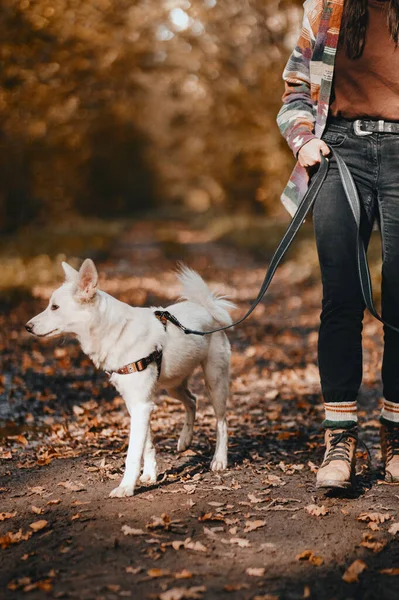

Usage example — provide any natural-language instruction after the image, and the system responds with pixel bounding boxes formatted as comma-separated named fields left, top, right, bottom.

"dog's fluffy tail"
left=177, top=265, right=235, bottom=327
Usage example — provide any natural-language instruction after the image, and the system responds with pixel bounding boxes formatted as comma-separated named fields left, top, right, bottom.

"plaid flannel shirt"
left=277, top=0, right=344, bottom=215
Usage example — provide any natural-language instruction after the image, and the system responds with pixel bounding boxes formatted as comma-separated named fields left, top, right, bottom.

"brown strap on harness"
left=105, top=348, right=163, bottom=379
left=118, top=349, right=163, bottom=376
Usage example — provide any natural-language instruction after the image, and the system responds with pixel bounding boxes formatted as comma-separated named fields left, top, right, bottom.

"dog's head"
left=26, top=259, right=99, bottom=338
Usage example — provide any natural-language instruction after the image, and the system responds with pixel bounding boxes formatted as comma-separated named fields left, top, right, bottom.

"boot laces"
left=323, top=428, right=358, bottom=466
left=385, top=427, right=399, bottom=461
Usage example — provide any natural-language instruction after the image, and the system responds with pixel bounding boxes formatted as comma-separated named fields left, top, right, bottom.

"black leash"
left=155, top=149, right=399, bottom=336
left=155, top=152, right=329, bottom=336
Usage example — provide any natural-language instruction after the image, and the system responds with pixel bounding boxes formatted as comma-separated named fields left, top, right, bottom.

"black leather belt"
left=354, top=119, right=399, bottom=136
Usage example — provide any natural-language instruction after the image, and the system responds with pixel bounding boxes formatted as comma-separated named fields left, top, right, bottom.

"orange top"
left=330, top=0, right=399, bottom=120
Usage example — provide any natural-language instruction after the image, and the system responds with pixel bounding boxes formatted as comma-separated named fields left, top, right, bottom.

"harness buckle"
left=155, top=311, right=168, bottom=330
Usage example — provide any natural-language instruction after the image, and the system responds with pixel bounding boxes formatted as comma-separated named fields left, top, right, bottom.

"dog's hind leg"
left=202, top=333, right=230, bottom=472
left=167, top=381, right=196, bottom=452
left=140, top=424, right=158, bottom=484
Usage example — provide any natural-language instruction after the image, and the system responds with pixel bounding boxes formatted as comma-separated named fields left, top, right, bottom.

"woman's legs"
left=312, top=124, right=376, bottom=488
left=378, top=134, right=399, bottom=426
left=313, top=126, right=375, bottom=428
left=313, top=125, right=399, bottom=484
left=376, top=135, right=399, bottom=481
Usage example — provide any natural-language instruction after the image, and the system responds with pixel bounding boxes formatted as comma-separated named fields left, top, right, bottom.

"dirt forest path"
left=1, top=218, right=398, bottom=600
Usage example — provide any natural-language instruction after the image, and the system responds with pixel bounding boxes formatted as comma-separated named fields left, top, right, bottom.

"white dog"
left=26, top=260, right=233, bottom=498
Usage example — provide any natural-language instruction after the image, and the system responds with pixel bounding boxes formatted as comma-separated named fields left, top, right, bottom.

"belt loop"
left=378, top=120, right=384, bottom=133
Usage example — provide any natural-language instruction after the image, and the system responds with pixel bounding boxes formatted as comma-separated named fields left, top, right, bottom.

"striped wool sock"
left=381, top=400, right=399, bottom=425
left=323, top=401, right=358, bottom=428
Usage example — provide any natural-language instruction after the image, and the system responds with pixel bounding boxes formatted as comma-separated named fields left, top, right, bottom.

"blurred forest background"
left=0, top=0, right=303, bottom=233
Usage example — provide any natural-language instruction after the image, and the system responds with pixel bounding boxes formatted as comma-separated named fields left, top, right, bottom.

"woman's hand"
left=298, top=138, right=330, bottom=168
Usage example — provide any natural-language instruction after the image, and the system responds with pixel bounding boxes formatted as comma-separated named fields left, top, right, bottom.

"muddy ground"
left=0, top=218, right=398, bottom=600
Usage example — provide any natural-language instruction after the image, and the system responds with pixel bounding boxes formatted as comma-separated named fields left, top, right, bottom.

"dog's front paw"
left=109, top=484, right=134, bottom=498
left=139, top=472, right=157, bottom=484
left=211, top=457, right=227, bottom=472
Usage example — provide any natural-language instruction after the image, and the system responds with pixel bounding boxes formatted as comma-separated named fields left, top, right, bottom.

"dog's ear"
left=75, top=259, right=98, bottom=302
left=62, top=261, right=78, bottom=283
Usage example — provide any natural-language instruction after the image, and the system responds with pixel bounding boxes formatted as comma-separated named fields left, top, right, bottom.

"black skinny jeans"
left=313, top=118, right=399, bottom=409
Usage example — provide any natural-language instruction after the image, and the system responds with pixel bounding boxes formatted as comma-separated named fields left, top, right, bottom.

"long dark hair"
left=341, top=0, right=399, bottom=58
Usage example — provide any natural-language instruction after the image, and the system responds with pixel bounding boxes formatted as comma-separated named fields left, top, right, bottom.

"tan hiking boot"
left=316, top=427, right=358, bottom=489
left=381, top=424, right=399, bottom=483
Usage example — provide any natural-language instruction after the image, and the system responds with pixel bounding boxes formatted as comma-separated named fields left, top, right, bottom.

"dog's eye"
left=51, top=304, right=59, bottom=311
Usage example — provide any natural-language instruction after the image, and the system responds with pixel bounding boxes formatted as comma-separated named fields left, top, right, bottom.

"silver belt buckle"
left=353, top=119, right=373, bottom=136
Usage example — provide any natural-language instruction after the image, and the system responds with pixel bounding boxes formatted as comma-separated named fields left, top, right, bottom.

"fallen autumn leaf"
left=29, top=520, right=48, bottom=532
left=342, top=560, right=367, bottom=583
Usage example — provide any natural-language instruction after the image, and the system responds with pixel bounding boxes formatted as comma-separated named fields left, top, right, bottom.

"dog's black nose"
left=25, top=322, right=33, bottom=333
